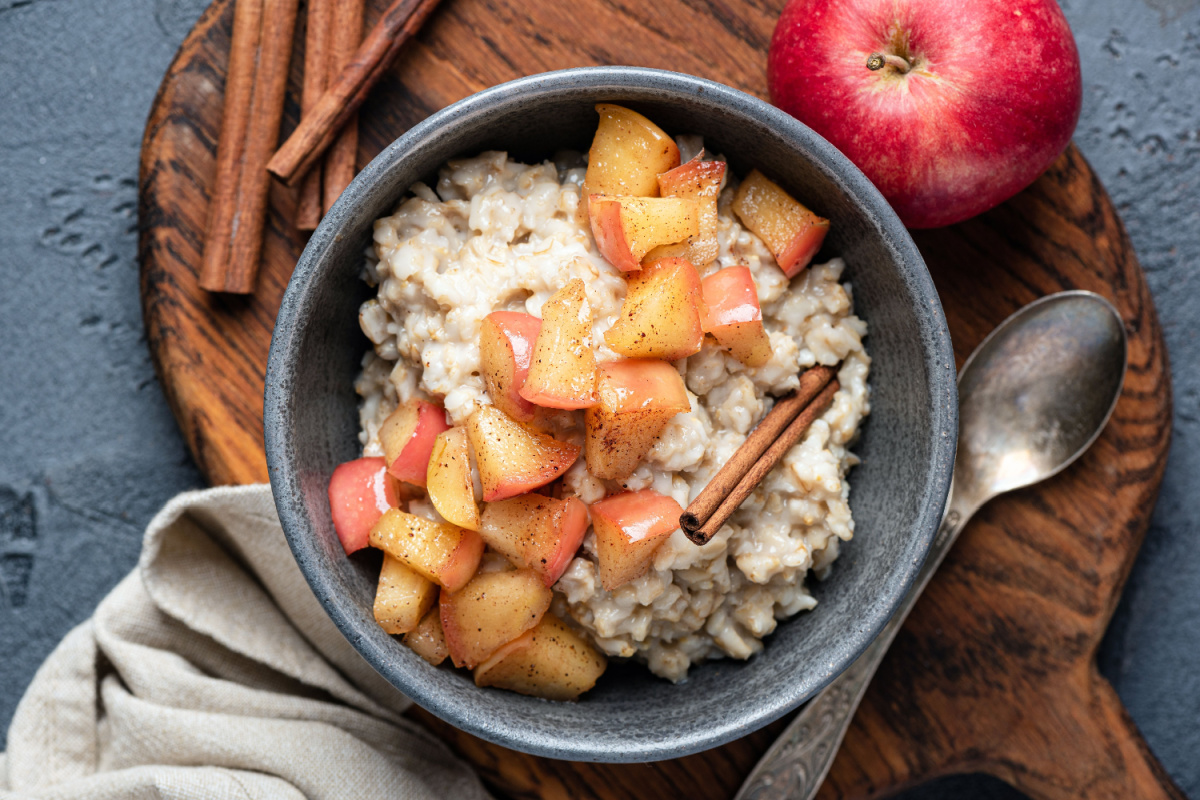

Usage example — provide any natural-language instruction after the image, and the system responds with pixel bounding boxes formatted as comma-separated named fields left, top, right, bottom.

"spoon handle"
left=735, top=493, right=975, bottom=800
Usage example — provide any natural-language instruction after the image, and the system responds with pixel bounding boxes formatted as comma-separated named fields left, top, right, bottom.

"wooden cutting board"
left=137, top=0, right=1181, bottom=796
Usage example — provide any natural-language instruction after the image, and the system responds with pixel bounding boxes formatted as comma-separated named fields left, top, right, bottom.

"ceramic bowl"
left=264, top=66, right=956, bottom=762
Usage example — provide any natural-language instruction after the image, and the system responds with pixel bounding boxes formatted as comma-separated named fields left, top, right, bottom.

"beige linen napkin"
left=0, top=485, right=492, bottom=800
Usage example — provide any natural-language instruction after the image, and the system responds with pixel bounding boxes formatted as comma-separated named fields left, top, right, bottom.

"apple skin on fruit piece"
left=480, top=494, right=589, bottom=586
left=604, top=258, right=704, bottom=361
left=519, top=279, right=598, bottom=410
left=767, top=0, right=1081, bottom=228
left=480, top=311, right=542, bottom=422
left=732, top=170, right=828, bottom=278
left=403, top=607, right=449, bottom=665
left=700, top=266, right=773, bottom=368
left=465, top=405, right=581, bottom=502
left=645, top=155, right=726, bottom=266
left=373, top=554, right=438, bottom=635
left=591, top=489, right=684, bottom=590
left=368, top=508, right=484, bottom=593
left=439, top=568, right=553, bottom=669
left=585, top=360, right=690, bottom=481
left=327, top=456, right=402, bottom=554
left=379, top=399, right=452, bottom=487
left=583, top=103, right=680, bottom=200
left=426, top=427, right=481, bottom=531
left=474, top=613, right=607, bottom=701
left=588, top=195, right=700, bottom=273
left=530, top=496, right=588, bottom=586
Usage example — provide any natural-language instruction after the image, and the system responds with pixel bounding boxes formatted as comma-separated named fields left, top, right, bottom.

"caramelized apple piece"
left=328, top=456, right=402, bottom=554
left=474, top=613, right=607, bottom=701
left=604, top=258, right=704, bottom=361
left=466, top=405, right=581, bottom=502
left=480, top=311, right=542, bottom=422
left=426, top=427, right=480, bottom=531
left=480, top=494, right=589, bottom=586
left=440, top=568, right=553, bottom=668
left=583, top=104, right=680, bottom=199
left=519, top=279, right=598, bottom=409
left=379, top=400, right=452, bottom=486
left=403, top=607, right=449, bottom=665
left=591, top=489, right=683, bottom=590
left=646, top=154, right=726, bottom=266
left=732, top=169, right=829, bottom=277
left=374, top=555, right=437, bottom=635
left=369, top=508, right=484, bottom=593
left=584, top=360, right=690, bottom=480
left=700, top=266, right=772, bottom=368
left=589, top=195, right=699, bottom=272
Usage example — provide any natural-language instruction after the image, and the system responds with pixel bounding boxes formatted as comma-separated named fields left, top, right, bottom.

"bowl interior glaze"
left=265, top=67, right=956, bottom=762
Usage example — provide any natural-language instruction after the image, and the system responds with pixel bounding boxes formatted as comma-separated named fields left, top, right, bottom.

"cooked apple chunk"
left=426, top=427, right=480, bottom=531
left=474, top=613, right=607, bottom=701
left=480, top=494, right=589, bottom=586
left=585, top=360, right=690, bottom=480
left=732, top=169, right=829, bottom=278
left=519, top=279, right=598, bottom=409
left=589, top=195, right=699, bottom=272
left=440, top=568, right=553, bottom=668
left=604, top=258, right=704, bottom=361
left=480, top=311, right=542, bottom=422
left=374, top=554, right=437, bottom=635
left=700, top=266, right=773, bottom=368
left=327, top=456, right=402, bottom=555
left=591, top=489, right=683, bottom=590
left=583, top=103, right=680, bottom=199
left=379, top=399, right=452, bottom=487
left=466, top=405, right=581, bottom=502
left=403, top=607, right=449, bottom=666
left=646, top=154, right=726, bottom=266
left=368, top=508, right=484, bottom=593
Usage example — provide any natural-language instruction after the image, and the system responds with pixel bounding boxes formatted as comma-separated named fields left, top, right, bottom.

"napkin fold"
left=0, top=485, right=492, bottom=800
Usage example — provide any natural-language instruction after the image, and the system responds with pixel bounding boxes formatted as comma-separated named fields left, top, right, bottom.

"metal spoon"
left=736, top=290, right=1128, bottom=800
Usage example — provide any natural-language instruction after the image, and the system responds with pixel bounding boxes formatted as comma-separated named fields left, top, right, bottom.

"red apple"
left=585, top=359, right=690, bottom=480
left=465, top=405, right=581, bottom=502
left=591, top=489, right=683, bottom=590
left=480, top=311, right=542, bottom=422
left=767, top=0, right=1081, bottom=228
left=700, top=266, right=772, bottom=368
left=519, top=279, right=598, bottom=409
left=440, top=569, right=552, bottom=668
left=379, top=400, right=452, bottom=486
left=479, top=494, right=589, bottom=586
left=328, top=457, right=402, bottom=554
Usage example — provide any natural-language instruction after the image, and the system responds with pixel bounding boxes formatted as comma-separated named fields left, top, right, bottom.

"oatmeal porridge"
left=349, top=124, right=870, bottom=684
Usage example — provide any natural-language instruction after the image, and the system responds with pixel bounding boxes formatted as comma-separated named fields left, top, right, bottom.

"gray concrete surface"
left=0, top=0, right=1196, bottom=796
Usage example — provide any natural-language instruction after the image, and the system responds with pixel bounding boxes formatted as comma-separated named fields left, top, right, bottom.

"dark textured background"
left=0, top=0, right=1196, bottom=796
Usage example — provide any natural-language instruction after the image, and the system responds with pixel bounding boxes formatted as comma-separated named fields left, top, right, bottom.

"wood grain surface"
left=137, top=0, right=1178, bottom=796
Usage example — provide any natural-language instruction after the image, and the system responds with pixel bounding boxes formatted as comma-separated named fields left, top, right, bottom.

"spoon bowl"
left=954, top=291, right=1127, bottom=512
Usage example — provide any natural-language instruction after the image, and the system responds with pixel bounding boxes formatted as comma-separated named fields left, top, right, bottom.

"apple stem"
left=866, top=53, right=912, bottom=74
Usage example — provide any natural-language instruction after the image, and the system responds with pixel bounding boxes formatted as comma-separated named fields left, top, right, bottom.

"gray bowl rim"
left=265, top=65, right=958, bottom=762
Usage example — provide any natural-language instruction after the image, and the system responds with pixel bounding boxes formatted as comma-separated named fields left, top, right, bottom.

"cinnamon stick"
left=199, top=0, right=263, bottom=289
left=322, top=0, right=365, bottom=213
left=200, top=0, right=301, bottom=293
left=295, top=0, right=333, bottom=230
left=683, top=369, right=840, bottom=546
left=681, top=365, right=836, bottom=535
left=267, top=0, right=443, bottom=186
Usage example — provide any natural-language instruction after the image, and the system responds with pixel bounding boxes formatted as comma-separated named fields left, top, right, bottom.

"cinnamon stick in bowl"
left=682, top=365, right=839, bottom=545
